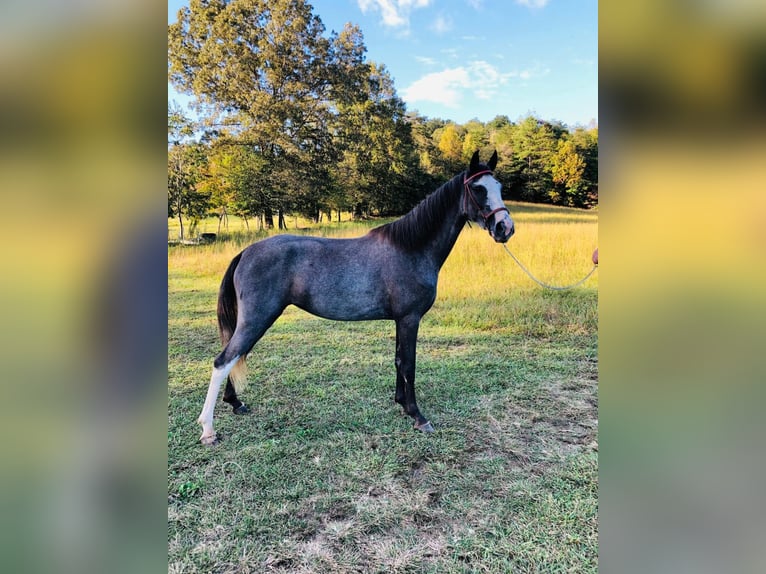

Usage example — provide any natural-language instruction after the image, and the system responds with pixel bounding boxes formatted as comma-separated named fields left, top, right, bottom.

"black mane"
left=369, top=172, right=465, bottom=250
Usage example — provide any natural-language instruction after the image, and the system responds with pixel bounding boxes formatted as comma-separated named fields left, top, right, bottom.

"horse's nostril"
left=495, top=221, right=504, bottom=236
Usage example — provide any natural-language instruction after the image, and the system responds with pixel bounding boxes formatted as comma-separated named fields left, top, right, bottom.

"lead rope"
left=501, top=244, right=598, bottom=291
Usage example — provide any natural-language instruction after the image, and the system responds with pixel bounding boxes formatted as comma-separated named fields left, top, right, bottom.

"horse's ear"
left=469, top=150, right=480, bottom=173
left=488, top=150, right=498, bottom=171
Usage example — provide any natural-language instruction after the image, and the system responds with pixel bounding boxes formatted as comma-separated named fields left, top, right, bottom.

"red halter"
left=462, top=170, right=510, bottom=224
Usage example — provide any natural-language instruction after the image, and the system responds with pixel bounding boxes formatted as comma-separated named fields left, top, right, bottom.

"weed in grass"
left=177, top=480, right=202, bottom=500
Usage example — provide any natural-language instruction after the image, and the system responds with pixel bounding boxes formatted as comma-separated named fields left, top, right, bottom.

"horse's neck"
left=427, top=188, right=466, bottom=269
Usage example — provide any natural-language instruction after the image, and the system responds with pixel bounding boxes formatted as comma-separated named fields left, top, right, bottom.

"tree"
left=199, top=146, right=236, bottom=231
left=570, top=126, right=599, bottom=206
left=234, top=147, right=275, bottom=228
left=169, top=1, right=423, bottom=222
left=168, top=102, right=195, bottom=145
left=550, top=139, right=586, bottom=206
left=509, top=116, right=559, bottom=202
left=332, top=56, right=421, bottom=218
left=327, top=23, right=370, bottom=107
left=488, top=119, right=517, bottom=196
left=169, top=0, right=335, bottom=225
left=362, top=64, right=421, bottom=215
left=168, top=143, right=211, bottom=240
left=437, top=124, right=463, bottom=173
left=486, top=114, right=511, bottom=131
left=461, top=119, right=489, bottom=163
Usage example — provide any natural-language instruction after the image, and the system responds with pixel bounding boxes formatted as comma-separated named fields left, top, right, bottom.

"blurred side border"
left=0, top=1, right=167, bottom=573
left=600, top=0, right=766, bottom=572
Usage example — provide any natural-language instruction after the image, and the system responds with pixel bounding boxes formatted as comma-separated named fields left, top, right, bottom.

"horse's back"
left=232, top=232, right=439, bottom=321
left=232, top=234, right=382, bottom=319
left=238, top=234, right=366, bottom=270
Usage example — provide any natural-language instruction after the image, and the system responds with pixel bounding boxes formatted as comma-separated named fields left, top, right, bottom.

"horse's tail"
left=217, top=251, right=248, bottom=392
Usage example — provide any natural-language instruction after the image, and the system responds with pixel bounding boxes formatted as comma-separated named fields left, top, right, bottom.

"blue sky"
left=168, top=0, right=597, bottom=127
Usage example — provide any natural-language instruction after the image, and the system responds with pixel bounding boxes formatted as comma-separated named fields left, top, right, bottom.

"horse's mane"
left=369, top=172, right=465, bottom=250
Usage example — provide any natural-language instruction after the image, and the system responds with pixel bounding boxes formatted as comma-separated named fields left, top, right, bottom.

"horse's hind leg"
left=198, top=311, right=283, bottom=445
left=198, top=353, right=242, bottom=445
left=223, top=377, right=250, bottom=414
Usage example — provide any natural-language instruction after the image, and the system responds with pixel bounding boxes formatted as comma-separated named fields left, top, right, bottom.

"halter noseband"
left=462, top=170, right=510, bottom=225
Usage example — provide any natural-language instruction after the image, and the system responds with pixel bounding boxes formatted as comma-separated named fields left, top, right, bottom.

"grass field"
left=168, top=201, right=598, bottom=573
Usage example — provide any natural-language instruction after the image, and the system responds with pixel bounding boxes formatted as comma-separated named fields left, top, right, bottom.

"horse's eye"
left=472, top=185, right=487, bottom=197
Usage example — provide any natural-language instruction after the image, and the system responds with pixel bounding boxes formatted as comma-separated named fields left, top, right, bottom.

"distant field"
left=168, top=201, right=598, bottom=573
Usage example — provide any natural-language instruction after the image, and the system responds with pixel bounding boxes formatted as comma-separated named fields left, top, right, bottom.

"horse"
left=198, top=150, right=515, bottom=445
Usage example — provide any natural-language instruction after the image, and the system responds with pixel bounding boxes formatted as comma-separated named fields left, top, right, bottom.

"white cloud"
left=430, top=14, right=453, bottom=34
left=401, top=68, right=471, bottom=107
left=440, top=47, right=460, bottom=59
left=401, top=61, right=516, bottom=107
left=415, top=56, right=438, bottom=66
left=515, top=0, right=550, bottom=8
left=516, top=65, right=549, bottom=82
left=357, top=0, right=432, bottom=28
left=469, top=60, right=517, bottom=99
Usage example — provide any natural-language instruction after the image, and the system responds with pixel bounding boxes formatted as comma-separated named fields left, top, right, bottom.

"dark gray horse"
left=198, top=151, right=514, bottom=444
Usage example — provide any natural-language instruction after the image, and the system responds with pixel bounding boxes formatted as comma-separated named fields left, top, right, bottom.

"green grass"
left=168, top=201, right=598, bottom=573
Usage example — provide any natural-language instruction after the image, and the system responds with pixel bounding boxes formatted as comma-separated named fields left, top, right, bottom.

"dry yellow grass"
left=168, top=201, right=598, bottom=296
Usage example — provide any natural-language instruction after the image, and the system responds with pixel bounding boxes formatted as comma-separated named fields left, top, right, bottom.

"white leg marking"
left=198, top=356, right=241, bottom=444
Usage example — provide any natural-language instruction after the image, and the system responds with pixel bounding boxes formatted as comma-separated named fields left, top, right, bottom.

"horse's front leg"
left=395, top=314, right=434, bottom=433
left=394, top=327, right=406, bottom=407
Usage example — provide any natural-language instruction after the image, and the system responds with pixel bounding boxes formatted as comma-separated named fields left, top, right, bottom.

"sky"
left=168, top=0, right=597, bottom=127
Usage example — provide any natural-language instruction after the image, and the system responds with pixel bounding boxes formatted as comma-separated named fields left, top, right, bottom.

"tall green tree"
left=569, top=126, right=599, bottom=206
left=437, top=123, right=463, bottom=173
left=488, top=118, right=517, bottom=197
left=486, top=114, right=511, bottom=131
left=550, top=139, right=586, bottom=206
left=333, top=58, right=420, bottom=218
left=461, top=119, right=489, bottom=163
left=408, top=116, right=449, bottom=180
left=169, top=1, right=422, bottom=222
left=168, top=102, right=195, bottom=146
left=222, top=145, right=272, bottom=228
left=168, top=143, right=211, bottom=240
left=509, top=116, right=559, bottom=202
left=169, top=0, right=334, bottom=226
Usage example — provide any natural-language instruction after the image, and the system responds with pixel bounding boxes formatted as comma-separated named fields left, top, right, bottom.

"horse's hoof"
left=414, top=420, right=435, bottom=433
left=200, top=433, right=219, bottom=446
left=233, top=404, right=250, bottom=415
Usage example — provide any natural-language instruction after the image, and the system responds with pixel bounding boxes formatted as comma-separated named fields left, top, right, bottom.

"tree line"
left=168, top=0, right=597, bottom=239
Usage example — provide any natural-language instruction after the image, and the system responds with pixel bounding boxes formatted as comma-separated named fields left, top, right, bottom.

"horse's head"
left=462, top=150, right=515, bottom=243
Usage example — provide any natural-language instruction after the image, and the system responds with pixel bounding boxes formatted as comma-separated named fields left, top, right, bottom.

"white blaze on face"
left=475, top=174, right=515, bottom=241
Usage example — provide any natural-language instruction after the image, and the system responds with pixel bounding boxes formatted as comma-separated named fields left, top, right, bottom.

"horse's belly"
left=290, top=276, right=392, bottom=321
left=299, top=304, right=389, bottom=322
left=294, top=295, right=390, bottom=322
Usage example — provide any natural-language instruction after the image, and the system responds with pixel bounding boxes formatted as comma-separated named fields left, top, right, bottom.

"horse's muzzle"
left=493, top=217, right=515, bottom=243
